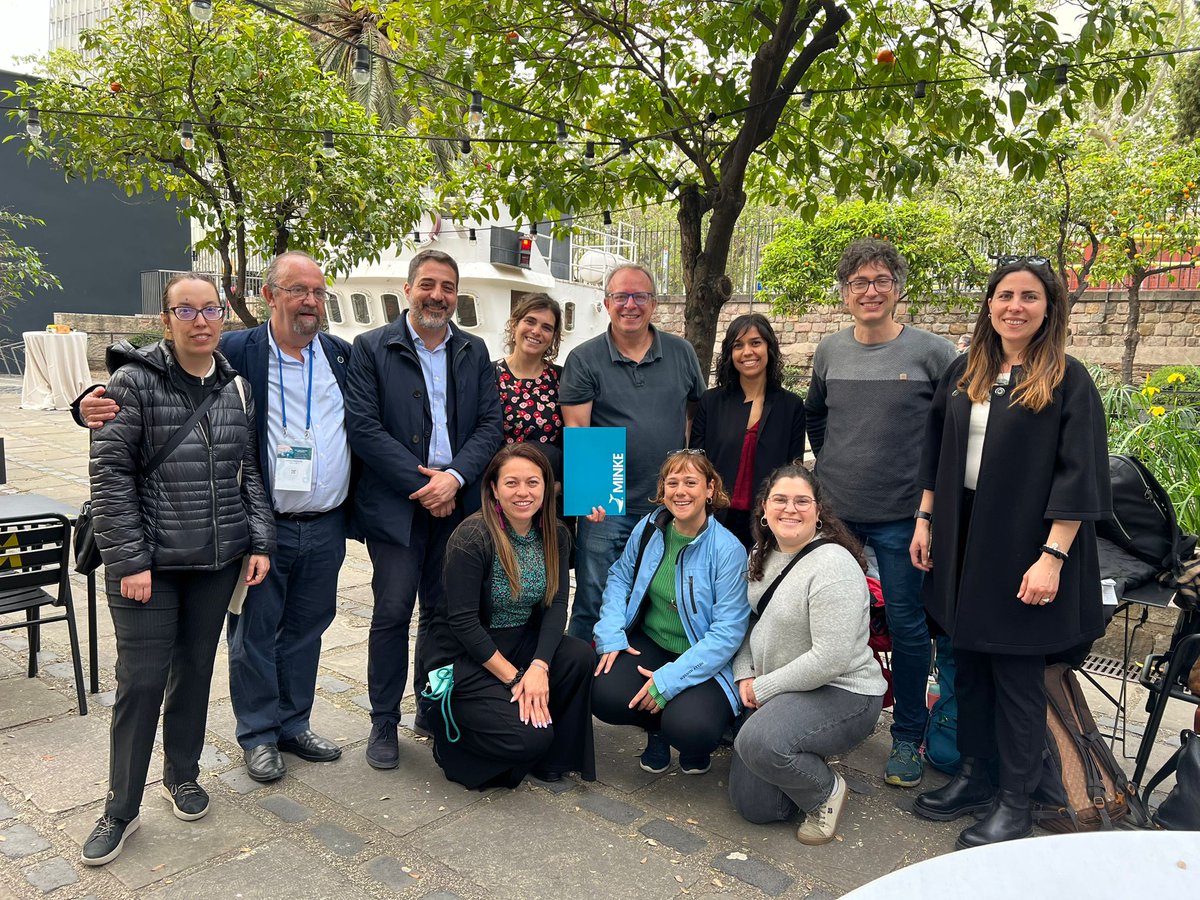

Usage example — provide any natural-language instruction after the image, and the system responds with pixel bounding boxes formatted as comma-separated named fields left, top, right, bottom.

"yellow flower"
left=1167, top=373, right=1187, bottom=384
left=1149, top=406, right=1166, bottom=417
left=1143, top=386, right=1161, bottom=398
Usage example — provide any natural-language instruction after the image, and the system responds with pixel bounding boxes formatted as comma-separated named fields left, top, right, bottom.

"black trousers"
left=591, top=629, right=733, bottom=758
left=427, top=628, right=596, bottom=790
left=366, top=506, right=459, bottom=724
left=104, top=562, right=241, bottom=820
left=955, top=648, right=1046, bottom=794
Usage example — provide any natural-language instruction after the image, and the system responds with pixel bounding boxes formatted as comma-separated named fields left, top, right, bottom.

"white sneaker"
left=796, top=771, right=847, bottom=846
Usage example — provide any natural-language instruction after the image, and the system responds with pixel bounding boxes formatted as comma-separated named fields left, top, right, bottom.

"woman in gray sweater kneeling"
left=729, top=465, right=887, bottom=845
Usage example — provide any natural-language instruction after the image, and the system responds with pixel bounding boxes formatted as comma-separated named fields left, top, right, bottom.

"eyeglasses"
left=168, top=306, right=226, bottom=321
left=996, top=255, right=1051, bottom=269
left=605, top=291, right=654, bottom=307
left=767, top=495, right=815, bottom=510
left=844, top=276, right=896, bottom=295
left=669, top=449, right=706, bottom=457
left=271, top=283, right=329, bottom=302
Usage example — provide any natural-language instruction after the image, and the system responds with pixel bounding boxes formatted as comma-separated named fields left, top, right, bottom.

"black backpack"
left=1096, top=455, right=1197, bottom=598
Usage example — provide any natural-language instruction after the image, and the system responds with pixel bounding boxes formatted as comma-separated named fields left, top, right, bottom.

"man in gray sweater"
left=804, top=239, right=957, bottom=789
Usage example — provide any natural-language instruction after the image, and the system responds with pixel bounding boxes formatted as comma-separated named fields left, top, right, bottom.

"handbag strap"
left=143, top=384, right=223, bottom=478
left=1142, top=729, right=1195, bottom=801
left=755, top=538, right=831, bottom=618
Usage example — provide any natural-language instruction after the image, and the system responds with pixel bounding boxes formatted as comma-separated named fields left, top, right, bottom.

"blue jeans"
left=228, top=509, right=345, bottom=748
left=567, top=513, right=637, bottom=642
left=844, top=517, right=930, bottom=744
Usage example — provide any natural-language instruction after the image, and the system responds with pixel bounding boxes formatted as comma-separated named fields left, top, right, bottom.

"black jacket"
left=691, top=383, right=806, bottom=503
left=345, top=320, right=503, bottom=545
left=89, top=341, right=275, bottom=579
left=919, top=355, right=1111, bottom=654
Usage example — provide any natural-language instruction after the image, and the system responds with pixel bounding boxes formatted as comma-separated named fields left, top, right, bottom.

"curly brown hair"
left=747, top=465, right=867, bottom=581
left=650, top=451, right=730, bottom=512
left=503, top=293, right=562, bottom=363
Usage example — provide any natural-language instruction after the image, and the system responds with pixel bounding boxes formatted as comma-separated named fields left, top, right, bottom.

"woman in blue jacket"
left=592, top=450, right=750, bottom=776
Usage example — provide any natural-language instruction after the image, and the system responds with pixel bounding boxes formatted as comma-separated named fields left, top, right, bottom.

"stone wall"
left=655, top=289, right=1199, bottom=377
left=53, top=312, right=248, bottom=369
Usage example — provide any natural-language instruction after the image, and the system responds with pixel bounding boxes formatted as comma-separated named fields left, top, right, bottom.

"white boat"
left=326, top=213, right=635, bottom=359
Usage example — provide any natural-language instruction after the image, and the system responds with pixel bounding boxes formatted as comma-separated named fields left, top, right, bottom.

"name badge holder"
left=274, top=344, right=315, bottom=493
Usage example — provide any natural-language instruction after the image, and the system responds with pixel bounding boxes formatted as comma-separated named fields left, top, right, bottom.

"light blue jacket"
left=593, top=508, right=750, bottom=713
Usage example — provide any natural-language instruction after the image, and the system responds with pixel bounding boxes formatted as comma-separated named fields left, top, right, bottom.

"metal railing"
left=140, top=269, right=263, bottom=315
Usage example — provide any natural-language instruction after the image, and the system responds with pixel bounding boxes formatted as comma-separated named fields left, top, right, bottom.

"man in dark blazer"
left=77, top=251, right=354, bottom=784
left=345, top=248, right=502, bottom=770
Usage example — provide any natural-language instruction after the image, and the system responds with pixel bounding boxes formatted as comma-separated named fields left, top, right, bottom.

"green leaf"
left=1009, top=91, right=1026, bottom=126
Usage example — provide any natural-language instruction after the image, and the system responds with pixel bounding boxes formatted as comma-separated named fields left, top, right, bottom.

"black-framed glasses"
left=996, top=255, right=1051, bottom=269
left=844, top=276, right=897, bottom=295
left=271, top=283, right=330, bottom=302
left=168, top=306, right=226, bottom=321
left=605, top=291, right=654, bottom=307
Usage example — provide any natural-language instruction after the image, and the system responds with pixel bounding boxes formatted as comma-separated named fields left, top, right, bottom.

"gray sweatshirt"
left=733, top=542, right=887, bottom=704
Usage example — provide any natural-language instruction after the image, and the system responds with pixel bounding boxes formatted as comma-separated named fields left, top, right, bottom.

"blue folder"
left=563, top=427, right=628, bottom=517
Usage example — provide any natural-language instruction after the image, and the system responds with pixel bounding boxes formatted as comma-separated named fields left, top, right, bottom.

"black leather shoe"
left=955, top=790, right=1033, bottom=849
left=366, top=720, right=399, bottom=770
left=279, top=729, right=342, bottom=762
left=913, top=758, right=995, bottom=821
left=244, top=743, right=286, bottom=783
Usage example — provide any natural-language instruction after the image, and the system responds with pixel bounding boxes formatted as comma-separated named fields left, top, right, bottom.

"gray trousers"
left=729, top=686, right=883, bottom=822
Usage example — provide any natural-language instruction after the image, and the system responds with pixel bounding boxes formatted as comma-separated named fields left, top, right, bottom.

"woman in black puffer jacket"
left=81, top=273, right=274, bottom=867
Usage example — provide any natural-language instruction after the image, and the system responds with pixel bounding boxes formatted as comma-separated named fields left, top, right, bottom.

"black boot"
left=955, top=789, right=1033, bottom=849
left=913, top=757, right=995, bottom=821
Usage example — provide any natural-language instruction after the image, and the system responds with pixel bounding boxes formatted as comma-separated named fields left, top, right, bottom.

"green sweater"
left=643, top=524, right=694, bottom=656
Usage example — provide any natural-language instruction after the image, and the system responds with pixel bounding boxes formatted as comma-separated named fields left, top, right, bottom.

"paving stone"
left=151, top=839, right=371, bottom=899
left=591, top=720, right=668, bottom=794
left=257, top=794, right=312, bottom=823
left=310, top=821, right=365, bottom=857
left=420, top=893, right=464, bottom=900
left=343, top=606, right=373, bottom=619
left=803, top=890, right=838, bottom=900
left=0, top=714, right=161, bottom=813
left=198, top=743, right=230, bottom=771
left=639, top=818, right=707, bottom=854
left=0, top=654, right=21, bottom=676
left=217, top=767, right=269, bottom=796
left=0, top=634, right=30, bottom=652
left=62, top=799, right=269, bottom=891
left=363, top=854, right=418, bottom=890
left=292, top=745, right=487, bottom=838
left=575, top=789, right=643, bottom=825
left=351, top=693, right=371, bottom=712
left=414, top=789, right=694, bottom=900
left=42, top=662, right=79, bottom=680
left=316, top=674, right=352, bottom=694
left=23, top=856, right=79, bottom=892
left=842, top=773, right=876, bottom=796
left=321, top=645, right=369, bottom=685
left=96, top=690, right=116, bottom=707
left=206, top=695, right=368, bottom=751
left=526, top=772, right=576, bottom=794
left=0, top=796, right=16, bottom=820
left=317, top=616, right=370, bottom=651
left=710, top=852, right=793, bottom=897
left=0, top=823, right=51, bottom=858
left=0, top=675, right=73, bottom=728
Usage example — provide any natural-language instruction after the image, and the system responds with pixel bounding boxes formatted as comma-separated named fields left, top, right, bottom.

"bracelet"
left=503, top=668, right=526, bottom=689
left=1040, top=544, right=1069, bottom=562
left=914, top=510, right=932, bottom=523
left=530, top=660, right=550, bottom=673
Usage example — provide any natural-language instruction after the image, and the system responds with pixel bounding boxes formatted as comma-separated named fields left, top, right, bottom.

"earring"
left=760, top=516, right=768, bottom=527
left=816, top=518, right=823, bottom=531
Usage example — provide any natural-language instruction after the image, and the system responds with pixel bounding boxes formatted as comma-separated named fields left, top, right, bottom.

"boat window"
left=351, top=292, right=372, bottom=325
left=563, top=301, right=576, bottom=333
left=326, top=292, right=343, bottom=324
left=456, top=293, right=479, bottom=328
left=381, top=293, right=402, bottom=323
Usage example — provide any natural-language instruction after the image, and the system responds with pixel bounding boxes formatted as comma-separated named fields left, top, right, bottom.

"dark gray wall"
left=0, top=69, right=190, bottom=342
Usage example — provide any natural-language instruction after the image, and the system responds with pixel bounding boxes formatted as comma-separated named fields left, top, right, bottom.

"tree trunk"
left=1120, top=271, right=1144, bottom=385
left=678, top=185, right=744, bottom=377
left=222, top=220, right=257, bottom=327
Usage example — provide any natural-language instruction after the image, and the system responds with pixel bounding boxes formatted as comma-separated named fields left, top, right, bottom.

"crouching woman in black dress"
left=424, top=443, right=596, bottom=789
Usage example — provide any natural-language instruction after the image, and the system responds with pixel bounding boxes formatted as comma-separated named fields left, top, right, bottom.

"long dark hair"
left=503, top=292, right=563, bottom=362
left=958, top=260, right=1067, bottom=413
left=747, top=465, right=867, bottom=581
left=480, top=444, right=559, bottom=605
left=715, top=314, right=784, bottom=390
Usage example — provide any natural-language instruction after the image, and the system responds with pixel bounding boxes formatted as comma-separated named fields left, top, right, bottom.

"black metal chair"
left=0, top=512, right=88, bottom=715
left=1134, top=605, right=1200, bottom=791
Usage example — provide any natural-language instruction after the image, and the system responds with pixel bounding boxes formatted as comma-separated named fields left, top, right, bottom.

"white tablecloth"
left=20, top=331, right=92, bottom=410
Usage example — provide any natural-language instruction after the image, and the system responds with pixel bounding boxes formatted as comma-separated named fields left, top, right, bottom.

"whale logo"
left=608, top=494, right=624, bottom=514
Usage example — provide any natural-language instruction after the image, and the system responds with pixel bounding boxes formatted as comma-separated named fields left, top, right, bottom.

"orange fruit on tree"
left=876, top=48, right=896, bottom=65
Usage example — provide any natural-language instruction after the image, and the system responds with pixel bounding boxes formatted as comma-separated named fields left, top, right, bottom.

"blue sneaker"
left=679, top=753, right=711, bottom=775
left=885, top=738, right=924, bottom=787
left=639, top=731, right=671, bottom=774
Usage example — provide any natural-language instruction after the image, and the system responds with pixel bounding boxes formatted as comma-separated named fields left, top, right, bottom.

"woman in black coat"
left=84, top=273, right=274, bottom=866
left=691, top=314, right=806, bottom=549
left=908, top=259, right=1110, bottom=849
left=423, top=443, right=595, bottom=790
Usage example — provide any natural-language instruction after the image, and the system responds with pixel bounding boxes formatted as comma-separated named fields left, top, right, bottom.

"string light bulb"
left=468, top=227, right=477, bottom=241
left=1054, top=63, right=1069, bottom=87
left=321, top=130, right=337, bottom=158
left=602, top=209, right=612, bottom=226
left=460, top=138, right=471, bottom=156
left=352, top=43, right=371, bottom=86
left=530, top=222, right=538, bottom=236
left=188, top=1, right=214, bottom=23
left=26, top=106, right=41, bottom=137
left=620, top=139, right=631, bottom=158
left=555, top=120, right=569, bottom=148
left=468, top=90, right=484, bottom=137
left=180, top=120, right=195, bottom=151
left=913, top=80, right=927, bottom=100
left=584, top=140, right=595, bottom=166
left=801, top=90, right=813, bottom=109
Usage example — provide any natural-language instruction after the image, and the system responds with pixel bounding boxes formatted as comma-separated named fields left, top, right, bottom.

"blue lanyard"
left=275, top=342, right=313, bottom=437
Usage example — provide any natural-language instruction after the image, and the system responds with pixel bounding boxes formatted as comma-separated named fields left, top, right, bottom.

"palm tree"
left=279, top=0, right=461, bottom=173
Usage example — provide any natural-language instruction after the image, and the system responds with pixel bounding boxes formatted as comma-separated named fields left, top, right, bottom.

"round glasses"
left=168, top=306, right=226, bottom=321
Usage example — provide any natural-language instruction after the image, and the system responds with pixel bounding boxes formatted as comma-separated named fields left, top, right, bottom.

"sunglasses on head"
left=996, top=254, right=1051, bottom=269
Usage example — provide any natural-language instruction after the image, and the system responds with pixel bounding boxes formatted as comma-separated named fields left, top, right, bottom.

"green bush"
left=126, top=329, right=163, bottom=349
